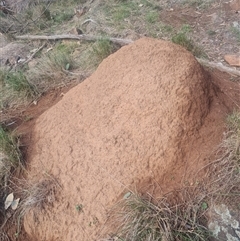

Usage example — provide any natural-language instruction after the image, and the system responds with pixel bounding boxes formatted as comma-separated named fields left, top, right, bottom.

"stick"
left=15, top=34, right=240, bottom=76
left=21, top=43, right=46, bottom=65
left=196, top=58, right=240, bottom=77
left=15, top=34, right=134, bottom=46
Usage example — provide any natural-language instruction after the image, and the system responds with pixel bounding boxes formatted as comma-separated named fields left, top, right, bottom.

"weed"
left=75, top=204, right=83, bottom=212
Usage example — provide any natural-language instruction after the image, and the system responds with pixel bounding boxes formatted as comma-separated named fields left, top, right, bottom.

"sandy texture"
left=24, top=38, right=220, bottom=240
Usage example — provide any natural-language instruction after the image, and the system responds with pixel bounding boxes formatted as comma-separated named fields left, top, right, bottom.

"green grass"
left=145, top=11, right=159, bottom=24
left=0, top=0, right=77, bottom=34
left=172, top=25, right=206, bottom=58
left=111, top=1, right=137, bottom=22
left=51, top=9, right=74, bottom=24
left=0, top=69, right=37, bottom=109
left=78, top=38, right=120, bottom=71
left=162, top=24, right=174, bottom=33
left=0, top=125, right=22, bottom=168
left=183, top=0, right=214, bottom=9
left=230, top=27, right=240, bottom=42
left=91, top=38, right=117, bottom=63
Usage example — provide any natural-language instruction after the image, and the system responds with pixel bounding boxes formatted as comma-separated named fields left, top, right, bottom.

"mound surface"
left=25, top=38, right=216, bottom=240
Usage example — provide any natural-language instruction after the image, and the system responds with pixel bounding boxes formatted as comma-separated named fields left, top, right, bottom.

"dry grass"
left=0, top=0, right=76, bottom=34
left=26, top=42, right=79, bottom=92
left=0, top=174, right=59, bottom=238
left=0, top=232, right=10, bottom=241
left=19, top=178, right=57, bottom=215
left=9, top=177, right=59, bottom=237
left=204, top=112, right=240, bottom=201
left=105, top=192, right=211, bottom=241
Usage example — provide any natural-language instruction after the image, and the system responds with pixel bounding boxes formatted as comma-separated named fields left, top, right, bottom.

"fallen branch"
left=15, top=34, right=134, bottom=46
left=22, top=43, right=46, bottom=65
left=15, top=34, right=240, bottom=76
left=196, top=58, right=240, bottom=77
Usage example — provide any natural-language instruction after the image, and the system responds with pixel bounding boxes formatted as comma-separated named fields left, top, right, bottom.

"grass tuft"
left=19, top=178, right=57, bottom=215
left=92, top=38, right=117, bottom=63
left=28, top=42, right=79, bottom=92
left=0, top=68, right=37, bottom=109
left=0, top=126, right=22, bottom=169
left=80, top=38, right=120, bottom=71
left=172, top=25, right=205, bottom=58
left=108, top=193, right=211, bottom=241
left=145, top=11, right=159, bottom=24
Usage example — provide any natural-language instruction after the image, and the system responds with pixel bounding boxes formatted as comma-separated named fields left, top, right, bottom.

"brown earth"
left=20, top=37, right=240, bottom=241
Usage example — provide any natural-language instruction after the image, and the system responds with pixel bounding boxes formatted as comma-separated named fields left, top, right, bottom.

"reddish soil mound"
left=24, top=38, right=233, bottom=241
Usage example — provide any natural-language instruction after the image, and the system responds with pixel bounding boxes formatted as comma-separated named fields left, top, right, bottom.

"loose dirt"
left=21, top=38, right=240, bottom=241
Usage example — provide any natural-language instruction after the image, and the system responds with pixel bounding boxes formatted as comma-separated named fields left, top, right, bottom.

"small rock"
left=224, top=54, right=240, bottom=66
left=208, top=204, right=240, bottom=241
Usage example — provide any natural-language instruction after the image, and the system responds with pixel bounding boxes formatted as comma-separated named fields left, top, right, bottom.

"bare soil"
left=159, top=1, right=240, bottom=62
left=20, top=38, right=240, bottom=241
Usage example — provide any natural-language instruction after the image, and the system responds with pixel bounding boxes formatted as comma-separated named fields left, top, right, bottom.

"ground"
left=0, top=0, right=240, bottom=240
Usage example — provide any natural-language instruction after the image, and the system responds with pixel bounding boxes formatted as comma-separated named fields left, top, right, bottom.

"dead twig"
left=20, top=42, right=46, bottom=66
left=15, top=34, right=134, bottom=46
left=15, top=34, right=240, bottom=76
